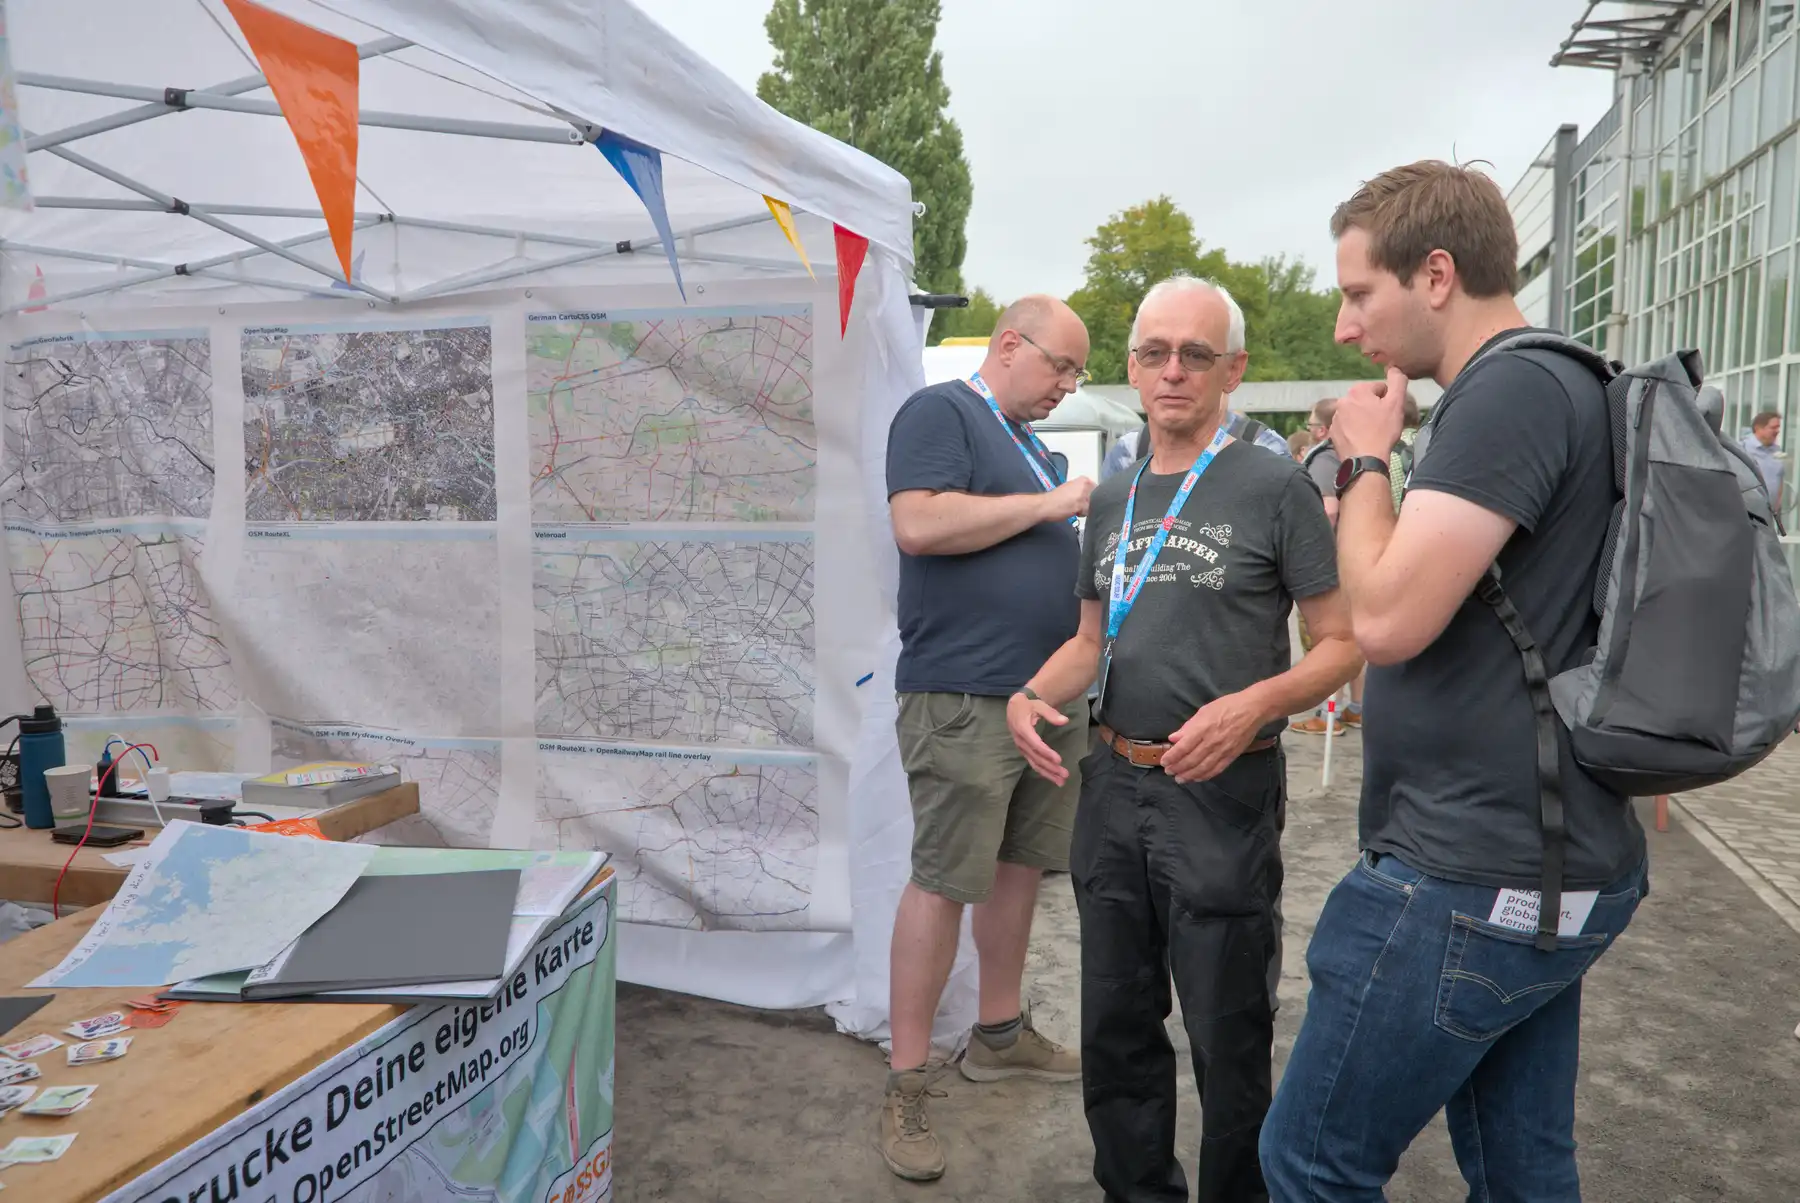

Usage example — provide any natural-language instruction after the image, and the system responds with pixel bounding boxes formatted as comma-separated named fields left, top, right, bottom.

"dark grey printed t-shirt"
left=1077, top=440, right=1338, bottom=742
left=1360, top=329, right=1646, bottom=891
left=888, top=380, right=1082, bottom=696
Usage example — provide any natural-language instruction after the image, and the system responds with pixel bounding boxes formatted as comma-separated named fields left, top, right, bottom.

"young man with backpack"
left=1262, top=161, right=1647, bottom=1200
left=1266, top=159, right=1800, bottom=1200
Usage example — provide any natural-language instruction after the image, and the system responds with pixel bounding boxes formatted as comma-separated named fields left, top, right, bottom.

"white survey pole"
left=1321, top=692, right=1339, bottom=789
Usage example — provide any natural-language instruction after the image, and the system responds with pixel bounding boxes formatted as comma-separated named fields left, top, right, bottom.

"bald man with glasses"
left=879, top=294, right=1095, bottom=1182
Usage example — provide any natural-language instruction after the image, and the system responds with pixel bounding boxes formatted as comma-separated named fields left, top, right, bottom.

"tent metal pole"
left=678, top=251, right=813, bottom=273
left=398, top=210, right=781, bottom=302
left=21, top=74, right=584, bottom=145
left=34, top=197, right=393, bottom=222
left=186, top=270, right=361, bottom=300
left=0, top=242, right=168, bottom=271
left=26, top=36, right=412, bottom=153
left=0, top=219, right=382, bottom=317
left=34, top=139, right=397, bottom=304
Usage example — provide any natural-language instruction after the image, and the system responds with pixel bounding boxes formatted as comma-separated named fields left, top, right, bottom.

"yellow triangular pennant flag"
left=764, top=196, right=815, bottom=279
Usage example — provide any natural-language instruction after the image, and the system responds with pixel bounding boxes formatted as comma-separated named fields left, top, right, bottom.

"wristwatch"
left=1334, top=455, right=1391, bottom=498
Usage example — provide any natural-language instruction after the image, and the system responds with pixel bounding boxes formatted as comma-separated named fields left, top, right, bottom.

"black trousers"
left=1070, top=742, right=1285, bottom=1203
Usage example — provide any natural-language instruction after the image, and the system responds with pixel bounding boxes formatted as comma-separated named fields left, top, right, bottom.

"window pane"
left=1744, top=262, right=1763, bottom=364
left=1772, top=0, right=1795, bottom=42
left=1743, top=0, right=1765, bottom=67
left=1706, top=100, right=1730, bottom=178
left=1774, top=136, right=1797, bottom=245
left=1763, top=34, right=1795, bottom=141
left=1713, top=11, right=1734, bottom=92
left=1680, top=121, right=1701, bottom=199
left=1732, top=70, right=1760, bottom=162
left=1689, top=37, right=1709, bottom=117
left=1768, top=249, right=1791, bottom=358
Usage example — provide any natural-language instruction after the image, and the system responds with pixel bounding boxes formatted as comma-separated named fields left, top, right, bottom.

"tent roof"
left=1, top=0, right=914, bottom=309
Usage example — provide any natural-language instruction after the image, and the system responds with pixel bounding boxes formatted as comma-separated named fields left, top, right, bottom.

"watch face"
left=1335, top=456, right=1383, bottom=494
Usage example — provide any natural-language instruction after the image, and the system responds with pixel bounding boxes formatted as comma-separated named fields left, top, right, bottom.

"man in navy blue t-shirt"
left=878, top=294, right=1093, bottom=1181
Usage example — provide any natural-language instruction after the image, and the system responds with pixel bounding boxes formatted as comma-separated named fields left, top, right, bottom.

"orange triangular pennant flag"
left=834, top=224, right=869, bottom=337
left=763, top=196, right=814, bottom=279
left=222, top=0, right=360, bottom=282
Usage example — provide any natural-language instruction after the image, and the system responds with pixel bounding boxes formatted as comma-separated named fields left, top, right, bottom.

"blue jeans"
left=1261, top=851, right=1648, bottom=1202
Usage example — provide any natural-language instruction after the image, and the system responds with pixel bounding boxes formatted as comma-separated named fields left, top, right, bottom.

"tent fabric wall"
left=0, top=0, right=949, bottom=1033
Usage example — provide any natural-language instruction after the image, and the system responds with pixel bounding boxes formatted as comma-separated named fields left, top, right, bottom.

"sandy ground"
left=613, top=728, right=1800, bottom=1201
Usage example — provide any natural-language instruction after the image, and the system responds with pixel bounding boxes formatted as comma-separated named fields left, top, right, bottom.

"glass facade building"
left=1519, top=0, right=1800, bottom=526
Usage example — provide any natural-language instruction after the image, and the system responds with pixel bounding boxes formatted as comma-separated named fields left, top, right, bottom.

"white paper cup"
left=43, top=764, right=93, bottom=823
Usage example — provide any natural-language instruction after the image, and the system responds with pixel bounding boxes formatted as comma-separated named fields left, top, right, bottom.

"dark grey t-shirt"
left=1360, top=330, right=1647, bottom=891
left=887, top=380, right=1081, bottom=696
left=1077, top=440, right=1338, bottom=742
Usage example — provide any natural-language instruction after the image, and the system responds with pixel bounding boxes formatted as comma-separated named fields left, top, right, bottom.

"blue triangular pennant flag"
left=595, top=130, right=685, bottom=302
left=329, top=248, right=366, bottom=291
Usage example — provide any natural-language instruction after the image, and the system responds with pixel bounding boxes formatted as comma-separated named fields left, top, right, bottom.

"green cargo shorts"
left=895, top=691, right=1089, bottom=905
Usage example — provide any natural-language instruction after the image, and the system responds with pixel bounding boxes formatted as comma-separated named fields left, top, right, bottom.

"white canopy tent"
left=0, top=0, right=944, bottom=1043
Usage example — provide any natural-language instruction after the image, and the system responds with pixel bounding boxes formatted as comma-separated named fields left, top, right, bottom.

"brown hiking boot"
left=880, top=1067, right=946, bottom=1181
left=959, top=1011, right=1081, bottom=1083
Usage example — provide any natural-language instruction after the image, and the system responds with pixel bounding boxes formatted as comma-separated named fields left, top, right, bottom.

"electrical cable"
left=52, top=743, right=154, bottom=920
left=105, top=733, right=163, bottom=826
left=231, top=810, right=276, bottom=823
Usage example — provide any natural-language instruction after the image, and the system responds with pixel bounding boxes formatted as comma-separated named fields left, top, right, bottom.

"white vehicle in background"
left=919, top=338, right=1141, bottom=490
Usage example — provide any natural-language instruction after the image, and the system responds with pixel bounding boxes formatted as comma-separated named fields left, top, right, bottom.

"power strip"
left=93, top=796, right=236, bottom=827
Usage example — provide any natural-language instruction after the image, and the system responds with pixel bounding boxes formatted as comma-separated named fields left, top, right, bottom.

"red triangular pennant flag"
left=222, top=0, right=360, bottom=283
left=24, top=265, right=45, bottom=313
left=834, top=224, right=870, bottom=337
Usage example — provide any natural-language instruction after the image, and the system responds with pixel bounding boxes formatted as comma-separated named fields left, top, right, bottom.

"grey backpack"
left=1415, top=334, right=1800, bottom=948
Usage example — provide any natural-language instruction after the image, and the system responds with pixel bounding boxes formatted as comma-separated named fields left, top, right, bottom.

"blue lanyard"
left=1106, top=427, right=1231, bottom=643
left=967, top=372, right=1078, bottom=528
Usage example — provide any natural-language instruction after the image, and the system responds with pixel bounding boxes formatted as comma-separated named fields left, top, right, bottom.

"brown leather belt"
left=1097, top=724, right=1278, bottom=768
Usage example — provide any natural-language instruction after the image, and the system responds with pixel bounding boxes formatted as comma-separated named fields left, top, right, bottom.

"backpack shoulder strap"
left=1240, top=417, right=1269, bottom=448
left=1475, top=570, right=1566, bottom=952
left=1133, top=421, right=1151, bottom=463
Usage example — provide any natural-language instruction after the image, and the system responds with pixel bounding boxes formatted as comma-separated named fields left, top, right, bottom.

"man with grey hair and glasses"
left=1008, top=275, right=1360, bottom=1202
left=1100, top=284, right=1291, bottom=480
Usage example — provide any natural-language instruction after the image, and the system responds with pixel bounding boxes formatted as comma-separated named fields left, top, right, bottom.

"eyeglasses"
left=1016, top=331, right=1092, bottom=386
left=1132, top=342, right=1227, bottom=373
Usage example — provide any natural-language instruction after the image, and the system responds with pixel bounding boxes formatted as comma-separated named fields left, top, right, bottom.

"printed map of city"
left=242, top=323, right=496, bottom=522
left=8, top=528, right=237, bottom=713
left=536, top=749, right=817, bottom=930
left=535, top=538, right=814, bottom=747
left=1, top=333, right=213, bottom=524
left=528, top=311, right=815, bottom=523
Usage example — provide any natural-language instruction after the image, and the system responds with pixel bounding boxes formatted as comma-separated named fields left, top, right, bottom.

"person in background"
left=880, top=294, right=1093, bottom=1182
left=1103, top=402, right=1293, bottom=480
left=1008, top=275, right=1361, bottom=1203
left=1287, top=428, right=1314, bottom=462
left=1293, top=398, right=1364, bottom=733
left=1742, top=411, right=1785, bottom=511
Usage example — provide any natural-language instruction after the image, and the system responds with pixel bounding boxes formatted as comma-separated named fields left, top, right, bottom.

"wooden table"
left=0, top=783, right=420, bottom=908
left=0, top=909, right=408, bottom=1201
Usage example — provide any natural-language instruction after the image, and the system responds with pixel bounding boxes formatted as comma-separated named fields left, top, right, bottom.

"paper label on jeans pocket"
left=1486, top=888, right=1599, bottom=937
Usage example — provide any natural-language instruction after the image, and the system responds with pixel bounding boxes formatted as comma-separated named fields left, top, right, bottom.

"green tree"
left=1258, top=256, right=1382, bottom=381
left=926, top=286, right=1003, bottom=345
left=757, top=0, right=973, bottom=294
left=1066, top=197, right=1377, bottom=385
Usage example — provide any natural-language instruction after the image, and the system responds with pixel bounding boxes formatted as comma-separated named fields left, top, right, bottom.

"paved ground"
left=613, top=728, right=1800, bottom=1201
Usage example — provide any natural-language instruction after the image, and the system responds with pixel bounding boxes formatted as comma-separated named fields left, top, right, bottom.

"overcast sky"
left=645, top=0, right=1617, bottom=299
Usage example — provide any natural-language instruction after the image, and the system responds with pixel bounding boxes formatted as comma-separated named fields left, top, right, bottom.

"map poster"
left=105, top=881, right=616, bottom=1203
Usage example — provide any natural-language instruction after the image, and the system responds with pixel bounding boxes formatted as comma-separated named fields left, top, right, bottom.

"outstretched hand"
left=1006, top=692, right=1071, bottom=785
